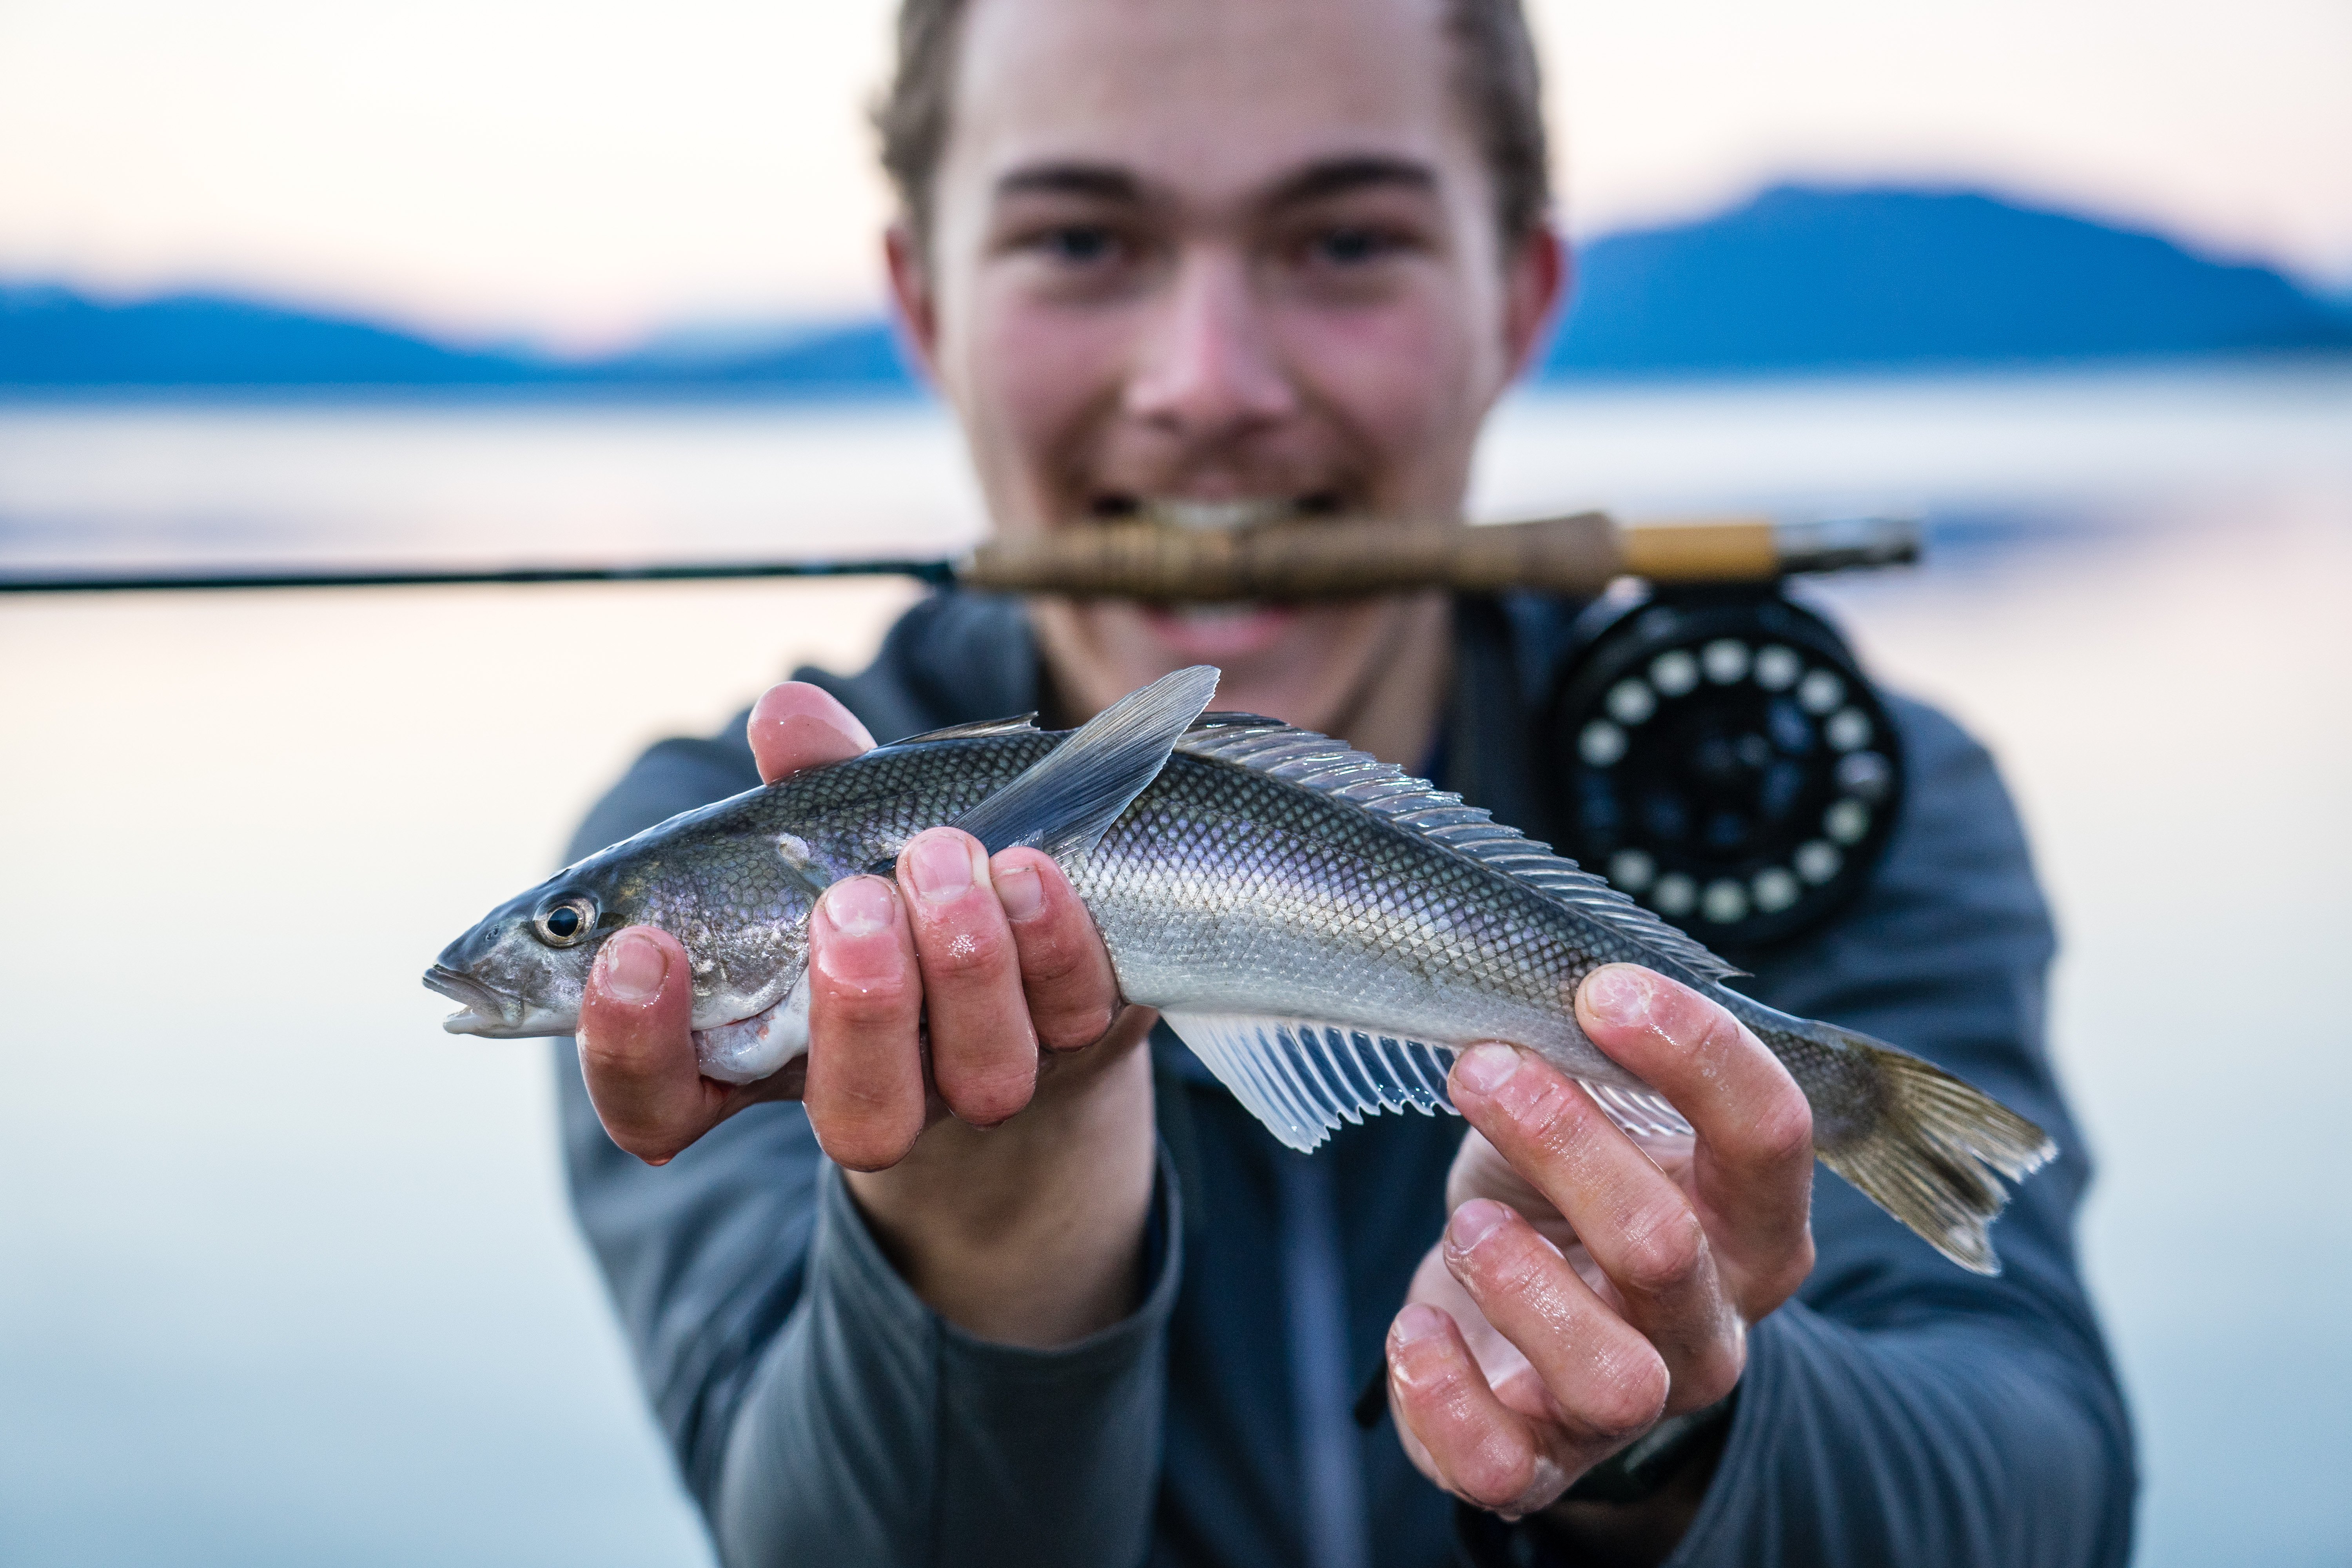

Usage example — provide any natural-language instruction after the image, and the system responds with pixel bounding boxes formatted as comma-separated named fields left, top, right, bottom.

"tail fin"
left=1814, top=1034, right=2058, bottom=1275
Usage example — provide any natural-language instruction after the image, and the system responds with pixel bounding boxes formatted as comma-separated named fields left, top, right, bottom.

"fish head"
left=425, top=864, right=633, bottom=1038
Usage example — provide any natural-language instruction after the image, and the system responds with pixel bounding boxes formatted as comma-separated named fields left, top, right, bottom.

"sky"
left=1, top=0, right=2347, bottom=352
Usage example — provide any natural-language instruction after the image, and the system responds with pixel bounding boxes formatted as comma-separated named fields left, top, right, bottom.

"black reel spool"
left=1544, top=589, right=1904, bottom=952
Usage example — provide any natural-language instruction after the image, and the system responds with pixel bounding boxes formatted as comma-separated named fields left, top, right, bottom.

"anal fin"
left=1161, top=1010, right=1695, bottom=1152
left=1160, top=1012, right=1458, bottom=1152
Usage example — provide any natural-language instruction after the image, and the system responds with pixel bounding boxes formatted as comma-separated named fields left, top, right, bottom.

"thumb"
left=578, top=925, right=711, bottom=1164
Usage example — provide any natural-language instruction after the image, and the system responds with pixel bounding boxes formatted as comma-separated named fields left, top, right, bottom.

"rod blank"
left=0, top=513, right=1918, bottom=599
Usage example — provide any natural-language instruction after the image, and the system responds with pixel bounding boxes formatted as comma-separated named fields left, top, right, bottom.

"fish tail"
left=1797, top=1024, right=2057, bottom=1275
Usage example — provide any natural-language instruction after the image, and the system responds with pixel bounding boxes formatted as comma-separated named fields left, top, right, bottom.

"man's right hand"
left=575, top=681, right=1161, bottom=1348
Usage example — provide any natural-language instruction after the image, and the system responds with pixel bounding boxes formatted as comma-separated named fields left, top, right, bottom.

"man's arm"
left=559, top=683, right=1176, bottom=1565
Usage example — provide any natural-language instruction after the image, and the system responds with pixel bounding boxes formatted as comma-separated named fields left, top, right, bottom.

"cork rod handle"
left=961, top=511, right=1789, bottom=601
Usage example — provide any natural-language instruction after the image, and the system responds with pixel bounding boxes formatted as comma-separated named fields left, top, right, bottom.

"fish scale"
left=427, top=666, right=2055, bottom=1274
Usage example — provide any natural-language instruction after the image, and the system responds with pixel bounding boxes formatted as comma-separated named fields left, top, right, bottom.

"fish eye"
left=533, top=896, right=597, bottom=947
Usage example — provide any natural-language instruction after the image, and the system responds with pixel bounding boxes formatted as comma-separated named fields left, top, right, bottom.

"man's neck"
left=1311, top=590, right=1453, bottom=770
left=1031, top=590, right=1454, bottom=771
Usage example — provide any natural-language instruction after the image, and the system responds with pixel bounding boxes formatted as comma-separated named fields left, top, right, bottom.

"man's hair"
left=873, top=0, right=1552, bottom=252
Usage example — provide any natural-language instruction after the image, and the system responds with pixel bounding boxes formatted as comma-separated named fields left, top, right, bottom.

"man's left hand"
left=1385, top=963, right=1817, bottom=1534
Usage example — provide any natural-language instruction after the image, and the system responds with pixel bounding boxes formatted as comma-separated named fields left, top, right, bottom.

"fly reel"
left=1544, top=590, right=1904, bottom=951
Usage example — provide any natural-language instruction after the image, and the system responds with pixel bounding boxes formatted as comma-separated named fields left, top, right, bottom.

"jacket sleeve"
left=1651, top=697, right=2136, bottom=1566
left=556, top=731, right=1186, bottom=1568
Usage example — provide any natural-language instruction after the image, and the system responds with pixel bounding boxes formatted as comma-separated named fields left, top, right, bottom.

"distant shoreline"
left=9, top=187, right=2347, bottom=396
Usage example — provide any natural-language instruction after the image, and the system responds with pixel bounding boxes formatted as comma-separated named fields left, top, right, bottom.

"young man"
left=558, top=0, right=2133, bottom=1563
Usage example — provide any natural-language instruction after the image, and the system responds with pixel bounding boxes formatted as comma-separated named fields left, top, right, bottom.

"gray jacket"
left=556, top=591, right=2134, bottom=1567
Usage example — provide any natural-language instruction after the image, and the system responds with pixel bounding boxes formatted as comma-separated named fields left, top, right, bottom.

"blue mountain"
left=0, top=285, right=560, bottom=387
left=1542, top=185, right=2352, bottom=375
left=4, top=186, right=2345, bottom=391
left=0, top=289, right=925, bottom=395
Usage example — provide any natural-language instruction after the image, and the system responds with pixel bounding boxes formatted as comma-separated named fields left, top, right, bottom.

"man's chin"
left=1136, top=603, right=1302, bottom=663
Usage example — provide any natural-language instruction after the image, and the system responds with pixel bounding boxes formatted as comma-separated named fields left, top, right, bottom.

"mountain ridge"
left=5, top=185, right=2346, bottom=393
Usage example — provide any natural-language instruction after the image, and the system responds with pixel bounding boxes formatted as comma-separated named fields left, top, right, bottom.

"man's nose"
left=1123, top=249, right=1298, bottom=435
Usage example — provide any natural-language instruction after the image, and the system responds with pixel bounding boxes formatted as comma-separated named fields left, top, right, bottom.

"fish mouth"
left=423, top=964, right=527, bottom=1037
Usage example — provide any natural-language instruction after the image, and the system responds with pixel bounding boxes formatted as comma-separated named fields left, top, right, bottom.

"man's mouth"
left=1083, top=493, right=1343, bottom=655
left=1139, top=600, right=1301, bottom=658
left=1088, top=491, right=1347, bottom=531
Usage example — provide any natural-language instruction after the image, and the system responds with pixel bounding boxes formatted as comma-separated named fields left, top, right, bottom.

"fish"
left=426, top=665, right=2053, bottom=1273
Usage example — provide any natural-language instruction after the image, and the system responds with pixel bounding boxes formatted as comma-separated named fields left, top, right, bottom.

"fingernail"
left=822, top=876, right=896, bottom=936
left=1453, top=1042, right=1520, bottom=1095
left=1583, top=964, right=1653, bottom=1026
left=600, top=929, right=667, bottom=1002
left=906, top=830, right=977, bottom=904
left=1448, top=1199, right=1511, bottom=1253
left=1393, top=1303, right=1449, bottom=1346
left=995, top=860, right=1045, bottom=922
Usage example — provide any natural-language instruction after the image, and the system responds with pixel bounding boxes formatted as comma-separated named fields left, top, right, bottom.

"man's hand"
left=1386, top=964, right=1815, bottom=1550
left=576, top=682, right=1159, bottom=1347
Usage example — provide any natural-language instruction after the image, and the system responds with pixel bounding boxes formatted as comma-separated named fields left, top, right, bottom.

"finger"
left=1440, top=1197, right=1676, bottom=1438
left=990, top=847, right=1120, bottom=1051
left=1449, top=1042, right=1744, bottom=1409
left=900, top=828, right=1038, bottom=1127
left=746, top=681, right=877, bottom=784
left=1386, top=1303, right=1569, bottom=1518
left=1575, top=965, right=1815, bottom=1302
left=805, top=876, right=928, bottom=1170
left=578, top=926, right=717, bottom=1164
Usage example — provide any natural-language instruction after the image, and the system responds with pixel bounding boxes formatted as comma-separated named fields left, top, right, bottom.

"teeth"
left=1171, top=603, right=1262, bottom=624
left=1144, top=498, right=1297, bottom=532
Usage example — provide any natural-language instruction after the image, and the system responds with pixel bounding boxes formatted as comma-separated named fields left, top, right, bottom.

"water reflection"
left=2, top=369, right=2347, bottom=1566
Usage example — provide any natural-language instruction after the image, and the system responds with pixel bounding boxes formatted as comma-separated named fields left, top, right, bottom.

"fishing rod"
left=0, top=510, right=1918, bottom=600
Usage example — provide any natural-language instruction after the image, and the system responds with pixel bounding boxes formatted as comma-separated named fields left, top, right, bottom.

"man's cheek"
left=1285, top=298, right=1481, bottom=450
left=974, top=306, right=1131, bottom=452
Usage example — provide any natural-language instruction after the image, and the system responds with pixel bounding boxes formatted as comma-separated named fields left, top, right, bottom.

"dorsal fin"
left=949, top=666, right=1220, bottom=858
left=1176, top=717, right=1745, bottom=985
left=892, top=712, right=1040, bottom=745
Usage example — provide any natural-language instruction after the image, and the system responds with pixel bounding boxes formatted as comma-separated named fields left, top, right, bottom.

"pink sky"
left=2, top=0, right=2346, bottom=352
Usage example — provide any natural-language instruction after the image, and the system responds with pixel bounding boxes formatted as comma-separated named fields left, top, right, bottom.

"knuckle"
left=1689, top=1003, right=1751, bottom=1067
left=813, top=964, right=917, bottom=1031
left=1585, top=1348, right=1671, bottom=1441
left=1014, top=921, right=1089, bottom=981
left=939, top=1062, right=1037, bottom=1125
left=1616, top=1203, right=1708, bottom=1296
left=1750, top=1089, right=1816, bottom=1167
left=1453, top=1440, right=1538, bottom=1513
left=1457, top=1227, right=1550, bottom=1301
left=1034, top=1002, right=1116, bottom=1052
left=918, top=918, right=1012, bottom=982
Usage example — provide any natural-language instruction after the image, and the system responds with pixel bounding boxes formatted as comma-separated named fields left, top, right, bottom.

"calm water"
left=2, top=369, right=2347, bottom=1566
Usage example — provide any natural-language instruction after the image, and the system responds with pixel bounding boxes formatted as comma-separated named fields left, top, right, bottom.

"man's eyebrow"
left=994, top=163, right=1145, bottom=203
left=1267, top=156, right=1439, bottom=207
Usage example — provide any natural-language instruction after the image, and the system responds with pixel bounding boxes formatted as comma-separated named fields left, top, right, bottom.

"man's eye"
left=1038, top=225, right=1116, bottom=265
left=1310, top=227, right=1396, bottom=266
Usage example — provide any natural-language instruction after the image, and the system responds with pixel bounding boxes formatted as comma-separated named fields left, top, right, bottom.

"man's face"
left=892, top=0, right=1561, bottom=733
